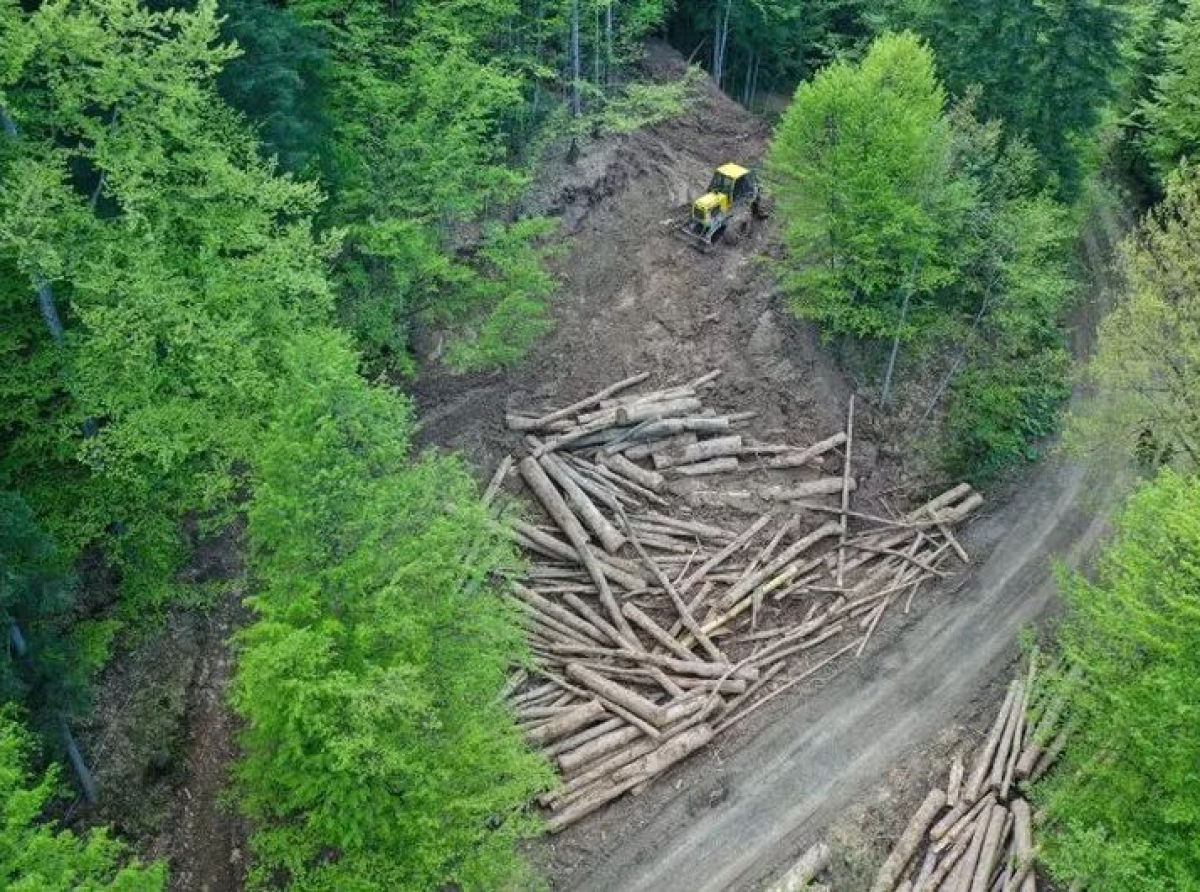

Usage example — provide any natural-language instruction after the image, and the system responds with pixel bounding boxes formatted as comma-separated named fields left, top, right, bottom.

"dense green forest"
left=3, top=0, right=1200, bottom=887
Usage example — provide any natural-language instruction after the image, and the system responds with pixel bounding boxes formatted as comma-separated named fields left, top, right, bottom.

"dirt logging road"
left=413, top=44, right=1118, bottom=892
left=554, top=454, right=1118, bottom=891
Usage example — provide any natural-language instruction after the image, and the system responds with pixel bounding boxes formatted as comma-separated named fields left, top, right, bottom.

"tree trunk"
left=870, top=787, right=947, bottom=892
left=881, top=254, right=922, bottom=407
left=570, top=0, right=582, bottom=117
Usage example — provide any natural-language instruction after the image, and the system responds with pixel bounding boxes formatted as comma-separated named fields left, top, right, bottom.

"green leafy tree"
left=935, top=102, right=1076, bottom=479
left=232, top=331, right=552, bottom=891
left=1142, top=0, right=1200, bottom=173
left=875, top=0, right=1126, bottom=195
left=279, top=0, right=560, bottom=368
left=1035, top=468, right=1200, bottom=890
left=217, top=0, right=331, bottom=176
left=1068, top=162, right=1200, bottom=467
left=0, top=0, right=338, bottom=610
left=0, top=707, right=165, bottom=891
left=767, top=31, right=965, bottom=339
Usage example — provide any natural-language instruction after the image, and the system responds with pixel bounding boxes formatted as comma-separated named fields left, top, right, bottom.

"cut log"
left=622, top=602, right=696, bottom=662
left=482, top=454, right=514, bottom=507
left=624, top=432, right=698, bottom=461
left=526, top=700, right=606, bottom=745
left=718, top=521, right=842, bottom=610
left=611, top=723, right=713, bottom=783
left=677, top=513, right=773, bottom=594
left=511, top=583, right=610, bottom=645
left=539, top=454, right=627, bottom=554
left=601, top=452, right=665, bottom=492
left=653, top=435, right=745, bottom=469
left=767, top=842, right=831, bottom=892
left=528, top=371, right=651, bottom=428
left=561, top=594, right=630, bottom=651
left=544, top=716, right=623, bottom=758
left=766, top=430, right=848, bottom=469
left=951, top=805, right=993, bottom=892
left=947, top=753, right=966, bottom=807
left=964, top=680, right=1020, bottom=802
left=615, top=503, right=724, bottom=663
left=545, top=724, right=713, bottom=833
left=518, top=457, right=637, bottom=643
left=669, top=456, right=740, bottom=476
left=836, top=395, right=856, bottom=587
left=1010, top=799, right=1036, bottom=892
left=508, top=518, right=645, bottom=590
left=968, top=803, right=1010, bottom=892
left=557, top=695, right=706, bottom=773
left=766, top=478, right=858, bottom=501
left=616, top=396, right=704, bottom=426
left=549, top=642, right=756, bottom=681
left=566, top=664, right=667, bottom=727
left=639, top=511, right=737, bottom=541
left=869, top=787, right=946, bottom=892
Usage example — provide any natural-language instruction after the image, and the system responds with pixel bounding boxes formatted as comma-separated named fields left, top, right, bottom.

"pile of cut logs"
left=491, top=371, right=983, bottom=832
left=868, top=654, right=1075, bottom=892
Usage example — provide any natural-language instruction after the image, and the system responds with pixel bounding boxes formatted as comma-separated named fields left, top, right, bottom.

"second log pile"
left=494, top=371, right=983, bottom=832
left=868, top=654, right=1076, bottom=892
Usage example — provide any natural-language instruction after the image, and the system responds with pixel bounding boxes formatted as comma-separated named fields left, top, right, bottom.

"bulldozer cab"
left=708, top=163, right=755, bottom=202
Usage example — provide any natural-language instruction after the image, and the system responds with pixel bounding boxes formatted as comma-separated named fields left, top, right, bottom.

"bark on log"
left=1010, top=799, right=1036, bottom=892
left=526, top=700, right=606, bottom=745
left=836, top=395, right=856, bottom=587
left=566, top=663, right=667, bottom=727
left=509, top=518, right=645, bottom=589
left=640, top=511, right=736, bottom=541
left=669, top=456, right=740, bottom=476
left=557, top=695, right=705, bottom=773
left=549, top=642, right=755, bottom=680
left=870, top=787, right=947, bottom=892
left=653, top=435, right=744, bottom=469
left=622, top=602, right=696, bottom=662
left=539, top=454, right=627, bottom=554
left=624, top=432, right=698, bottom=461
left=616, top=396, right=704, bottom=426
left=947, top=753, right=965, bottom=807
left=518, top=457, right=637, bottom=642
left=546, top=724, right=713, bottom=832
left=766, top=431, right=847, bottom=469
left=610, top=504, right=724, bottom=664
left=601, top=453, right=665, bottom=492
left=529, top=371, right=651, bottom=428
left=767, top=842, right=831, bottom=892
left=968, top=803, right=1010, bottom=892
left=611, top=723, right=713, bottom=783
left=765, top=478, right=857, bottom=501
left=719, top=521, right=842, bottom=610
left=561, top=594, right=631, bottom=650
left=549, top=715, right=624, bottom=758
left=964, top=680, right=1020, bottom=801
left=511, top=583, right=609, bottom=645
left=483, top=454, right=514, bottom=507
left=952, top=806, right=993, bottom=892
left=677, top=513, right=773, bottom=594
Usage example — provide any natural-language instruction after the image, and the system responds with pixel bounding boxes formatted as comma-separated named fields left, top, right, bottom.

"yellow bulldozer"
left=672, top=162, right=765, bottom=249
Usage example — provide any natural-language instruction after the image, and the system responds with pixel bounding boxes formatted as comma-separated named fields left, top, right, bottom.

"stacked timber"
left=867, top=654, right=1076, bottom=892
left=493, top=371, right=983, bottom=832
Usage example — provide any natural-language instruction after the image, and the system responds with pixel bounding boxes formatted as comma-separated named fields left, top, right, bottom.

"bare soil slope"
left=413, top=46, right=881, bottom=496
